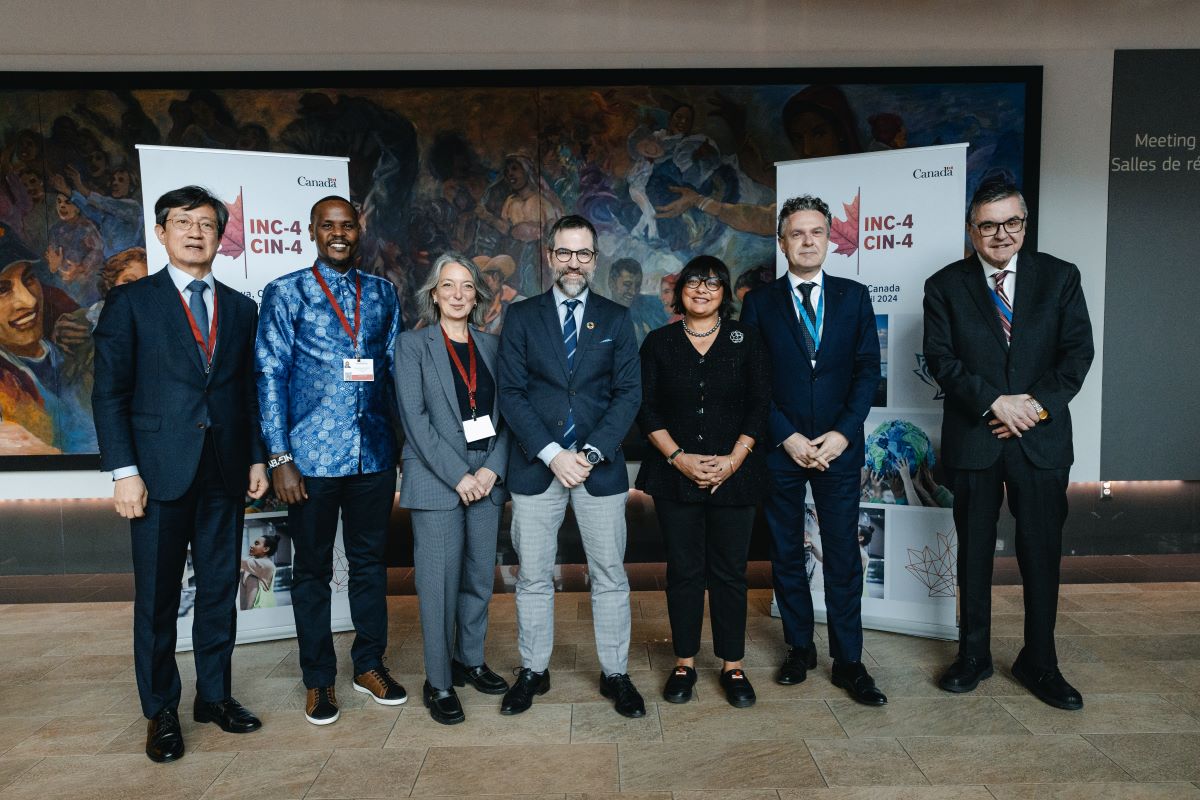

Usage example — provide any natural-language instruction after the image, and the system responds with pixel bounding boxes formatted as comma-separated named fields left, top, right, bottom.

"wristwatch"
left=582, top=446, right=602, bottom=465
left=1028, top=399, right=1050, bottom=421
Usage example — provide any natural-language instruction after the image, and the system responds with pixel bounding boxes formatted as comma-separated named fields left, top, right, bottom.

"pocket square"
left=600, top=337, right=613, bottom=344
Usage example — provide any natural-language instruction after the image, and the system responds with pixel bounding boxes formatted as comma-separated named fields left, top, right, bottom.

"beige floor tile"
left=1163, top=692, right=1200, bottom=719
left=39, top=654, right=135, bottom=682
left=0, top=681, right=132, bottom=718
left=1084, top=732, right=1200, bottom=782
left=992, top=637, right=1101, bottom=664
left=618, top=739, right=824, bottom=791
left=672, top=792, right=782, bottom=800
left=191, top=708, right=398, bottom=752
left=386, top=701, right=571, bottom=747
left=198, top=749, right=331, bottom=800
left=778, top=788, right=993, bottom=800
left=1128, top=592, right=1200, bottom=614
left=569, top=701, right=663, bottom=743
left=862, top=633, right=960, bottom=666
left=565, top=793, right=671, bottom=800
left=0, top=760, right=41, bottom=793
left=412, top=743, right=617, bottom=795
left=1152, top=661, right=1200, bottom=691
left=987, top=783, right=1200, bottom=799
left=0, top=752, right=234, bottom=800
left=659, top=698, right=843, bottom=742
left=40, top=630, right=135, bottom=658
left=306, top=747, right=426, bottom=799
left=1063, top=635, right=1200, bottom=662
left=805, top=737, right=928, bottom=787
left=1068, top=611, right=1200, bottom=636
left=899, top=734, right=1129, bottom=784
left=5, top=714, right=138, bottom=757
left=996, top=692, right=1200, bottom=734
left=1036, top=661, right=1192, bottom=694
left=0, top=720, right=49, bottom=757
left=991, top=614, right=1094, bottom=637
left=0, top=635, right=62, bottom=661
left=4, top=657, right=72, bottom=683
left=829, top=696, right=1027, bottom=738
left=1057, top=593, right=1152, bottom=612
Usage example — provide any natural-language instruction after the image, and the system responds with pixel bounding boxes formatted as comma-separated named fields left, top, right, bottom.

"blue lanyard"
left=988, top=289, right=1012, bottom=324
left=791, top=281, right=824, bottom=351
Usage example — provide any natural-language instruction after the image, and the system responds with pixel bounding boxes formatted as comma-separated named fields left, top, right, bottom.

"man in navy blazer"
left=498, top=214, right=645, bottom=718
left=741, top=194, right=885, bottom=705
left=924, top=179, right=1093, bottom=710
left=93, top=186, right=269, bottom=763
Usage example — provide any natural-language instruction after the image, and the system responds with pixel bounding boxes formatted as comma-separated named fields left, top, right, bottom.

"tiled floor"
left=2, top=585, right=1200, bottom=798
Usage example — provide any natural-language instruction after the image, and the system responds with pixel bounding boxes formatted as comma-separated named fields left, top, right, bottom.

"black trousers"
left=654, top=498, right=756, bottom=662
left=952, top=441, right=1069, bottom=671
left=288, top=469, right=396, bottom=688
left=130, top=434, right=242, bottom=719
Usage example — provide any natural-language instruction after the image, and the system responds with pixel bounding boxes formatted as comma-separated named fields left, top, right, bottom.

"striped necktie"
left=560, top=299, right=581, bottom=450
left=992, top=270, right=1012, bottom=343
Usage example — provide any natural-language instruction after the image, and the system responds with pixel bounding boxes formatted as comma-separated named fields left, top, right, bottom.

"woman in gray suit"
left=396, top=252, right=512, bottom=725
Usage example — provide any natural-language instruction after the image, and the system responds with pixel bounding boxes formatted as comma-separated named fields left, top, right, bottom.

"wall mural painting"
left=0, top=69, right=1040, bottom=467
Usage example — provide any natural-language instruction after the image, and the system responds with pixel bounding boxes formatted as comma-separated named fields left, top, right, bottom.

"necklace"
left=682, top=317, right=721, bottom=337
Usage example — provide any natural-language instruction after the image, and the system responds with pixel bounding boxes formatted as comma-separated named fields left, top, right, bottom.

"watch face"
left=586, top=450, right=601, bottom=464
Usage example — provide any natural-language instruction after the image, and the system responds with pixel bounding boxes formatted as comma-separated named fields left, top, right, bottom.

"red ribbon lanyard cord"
left=177, top=288, right=218, bottom=364
left=440, top=326, right=478, bottom=418
left=311, top=265, right=361, bottom=351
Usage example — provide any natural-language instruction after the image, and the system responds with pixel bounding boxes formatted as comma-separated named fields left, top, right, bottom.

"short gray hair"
left=416, top=252, right=495, bottom=327
left=777, top=195, right=832, bottom=239
left=967, top=179, right=1027, bottom=224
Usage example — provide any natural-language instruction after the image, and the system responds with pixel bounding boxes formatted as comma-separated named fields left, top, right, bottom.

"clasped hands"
left=987, top=394, right=1044, bottom=440
left=455, top=467, right=499, bottom=505
left=782, top=431, right=848, bottom=471
left=674, top=451, right=739, bottom=494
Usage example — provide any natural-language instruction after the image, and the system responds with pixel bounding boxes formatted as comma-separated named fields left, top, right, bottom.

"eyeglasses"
left=683, top=276, right=723, bottom=291
left=550, top=248, right=595, bottom=264
left=166, top=216, right=218, bottom=235
left=972, top=217, right=1026, bottom=237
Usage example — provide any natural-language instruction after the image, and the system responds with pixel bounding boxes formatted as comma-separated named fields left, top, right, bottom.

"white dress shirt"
left=788, top=268, right=825, bottom=368
left=536, top=286, right=601, bottom=467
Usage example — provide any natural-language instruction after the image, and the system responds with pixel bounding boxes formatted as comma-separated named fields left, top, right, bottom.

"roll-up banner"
left=774, top=143, right=968, bottom=640
left=136, top=145, right=356, bottom=650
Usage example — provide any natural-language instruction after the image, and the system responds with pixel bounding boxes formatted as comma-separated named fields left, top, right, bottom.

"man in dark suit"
left=923, top=179, right=1093, bottom=710
left=497, top=214, right=645, bottom=718
left=741, top=194, right=885, bottom=706
left=93, top=185, right=269, bottom=763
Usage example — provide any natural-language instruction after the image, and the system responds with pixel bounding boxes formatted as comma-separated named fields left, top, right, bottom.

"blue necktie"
left=561, top=299, right=580, bottom=450
left=187, top=279, right=210, bottom=351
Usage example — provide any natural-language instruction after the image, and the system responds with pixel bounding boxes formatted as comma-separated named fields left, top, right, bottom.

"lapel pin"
left=586, top=321, right=595, bottom=330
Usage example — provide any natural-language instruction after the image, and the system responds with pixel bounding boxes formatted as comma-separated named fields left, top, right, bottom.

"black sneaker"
left=305, top=686, right=340, bottom=726
left=662, top=665, right=697, bottom=704
left=500, top=668, right=550, bottom=715
left=599, top=672, right=646, bottom=718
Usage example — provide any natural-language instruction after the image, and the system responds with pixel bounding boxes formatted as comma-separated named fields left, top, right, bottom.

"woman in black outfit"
left=635, top=255, right=771, bottom=708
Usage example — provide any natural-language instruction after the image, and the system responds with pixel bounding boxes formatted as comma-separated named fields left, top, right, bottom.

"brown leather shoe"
left=353, top=667, right=408, bottom=706
left=305, top=686, right=339, bottom=726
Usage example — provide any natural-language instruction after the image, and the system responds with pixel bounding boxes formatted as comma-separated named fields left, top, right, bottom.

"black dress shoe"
left=452, top=659, right=510, bottom=695
left=500, top=668, right=550, bottom=715
left=831, top=661, right=888, bottom=706
left=1011, top=659, right=1083, bottom=711
left=145, top=707, right=184, bottom=763
left=719, top=668, right=757, bottom=708
left=938, top=655, right=994, bottom=693
left=776, top=642, right=818, bottom=685
left=662, top=665, right=697, bottom=704
left=423, top=681, right=466, bottom=725
left=599, top=672, right=646, bottom=718
left=193, top=697, right=262, bottom=733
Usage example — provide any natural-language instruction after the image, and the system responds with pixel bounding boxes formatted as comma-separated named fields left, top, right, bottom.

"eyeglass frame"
left=683, top=276, right=724, bottom=291
left=165, top=215, right=220, bottom=236
left=970, top=216, right=1026, bottom=237
left=549, top=247, right=596, bottom=264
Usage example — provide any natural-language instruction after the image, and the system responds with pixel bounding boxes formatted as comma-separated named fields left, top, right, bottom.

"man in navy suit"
left=924, top=179, right=1093, bottom=710
left=497, top=214, right=645, bottom=718
left=93, top=186, right=269, bottom=763
left=741, top=194, right=885, bottom=705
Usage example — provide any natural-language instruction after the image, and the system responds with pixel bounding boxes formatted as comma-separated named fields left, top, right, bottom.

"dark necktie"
left=561, top=299, right=581, bottom=450
left=187, top=279, right=210, bottom=347
left=992, top=270, right=1012, bottom=343
left=796, top=282, right=817, bottom=358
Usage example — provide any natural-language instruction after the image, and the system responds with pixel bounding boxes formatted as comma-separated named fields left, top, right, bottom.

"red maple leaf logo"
left=830, top=191, right=860, bottom=258
left=218, top=189, right=245, bottom=260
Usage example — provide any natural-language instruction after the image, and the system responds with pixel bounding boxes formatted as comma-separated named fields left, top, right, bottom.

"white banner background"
left=775, top=143, right=968, bottom=640
left=136, top=145, right=356, bottom=649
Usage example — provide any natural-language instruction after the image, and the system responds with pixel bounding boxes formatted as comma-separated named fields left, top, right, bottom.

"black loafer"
left=452, top=659, right=510, bottom=695
left=662, top=665, right=697, bottom=704
left=599, top=672, right=646, bottom=718
left=500, top=668, right=550, bottom=715
left=719, top=668, right=757, bottom=708
left=831, top=661, right=888, bottom=706
left=938, top=655, right=994, bottom=693
left=1011, top=659, right=1083, bottom=711
left=145, top=707, right=184, bottom=763
left=776, top=642, right=818, bottom=685
left=193, top=697, right=262, bottom=733
left=423, top=681, right=466, bottom=725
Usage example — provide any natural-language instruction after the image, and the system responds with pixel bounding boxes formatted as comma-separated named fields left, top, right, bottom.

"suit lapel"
left=536, top=291, right=571, bottom=381
left=814, top=277, right=845, bottom=369
left=426, top=326, right=461, bottom=419
left=473, top=331, right=502, bottom=420
left=773, top=277, right=814, bottom=371
left=1008, top=252, right=1036, bottom=351
left=959, top=258, right=1009, bottom=351
left=570, top=294, right=602, bottom=375
left=151, top=269, right=206, bottom=376
left=209, top=281, right=238, bottom=384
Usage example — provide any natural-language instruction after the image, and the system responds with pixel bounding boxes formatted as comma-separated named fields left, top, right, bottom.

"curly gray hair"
left=416, top=252, right=495, bottom=327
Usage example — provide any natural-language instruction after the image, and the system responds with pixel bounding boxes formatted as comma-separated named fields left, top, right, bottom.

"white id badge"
left=343, top=358, right=375, bottom=381
left=462, top=414, right=497, bottom=443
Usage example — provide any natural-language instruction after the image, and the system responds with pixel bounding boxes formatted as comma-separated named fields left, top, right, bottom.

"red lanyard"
left=441, top=326, right=478, bottom=418
left=311, top=265, right=361, bottom=351
left=177, top=286, right=218, bottom=365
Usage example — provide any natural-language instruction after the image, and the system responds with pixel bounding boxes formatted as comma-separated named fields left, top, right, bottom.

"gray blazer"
left=395, top=325, right=510, bottom=510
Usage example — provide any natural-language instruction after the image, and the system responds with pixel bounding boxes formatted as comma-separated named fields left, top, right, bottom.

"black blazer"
left=92, top=268, right=266, bottom=500
left=635, top=319, right=770, bottom=505
left=922, top=250, right=1094, bottom=470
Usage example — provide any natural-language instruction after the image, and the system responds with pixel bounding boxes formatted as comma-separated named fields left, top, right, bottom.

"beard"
left=554, top=269, right=590, bottom=298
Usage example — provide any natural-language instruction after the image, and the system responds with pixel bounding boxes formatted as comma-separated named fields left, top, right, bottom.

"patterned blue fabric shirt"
left=256, top=260, right=403, bottom=477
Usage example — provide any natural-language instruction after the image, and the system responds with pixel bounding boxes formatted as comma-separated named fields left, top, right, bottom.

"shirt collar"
left=165, top=263, right=214, bottom=294
left=978, top=252, right=1018, bottom=277
left=552, top=285, right=589, bottom=308
left=788, top=268, right=824, bottom=292
left=314, top=259, right=357, bottom=282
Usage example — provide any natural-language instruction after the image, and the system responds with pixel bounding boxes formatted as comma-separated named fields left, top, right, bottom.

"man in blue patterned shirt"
left=255, top=196, right=405, bottom=725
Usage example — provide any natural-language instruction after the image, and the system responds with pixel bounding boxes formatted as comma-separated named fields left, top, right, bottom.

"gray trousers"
left=510, top=483, right=631, bottom=675
left=411, top=451, right=503, bottom=690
